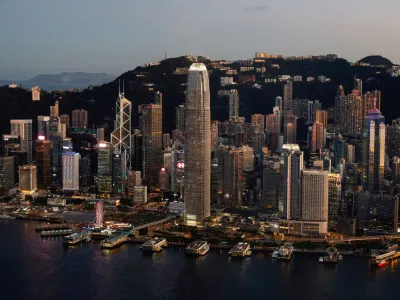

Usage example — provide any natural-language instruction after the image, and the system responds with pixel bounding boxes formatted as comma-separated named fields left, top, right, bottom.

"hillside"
left=358, top=55, right=393, bottom=68
left=1, top=55, right=400, bottom=137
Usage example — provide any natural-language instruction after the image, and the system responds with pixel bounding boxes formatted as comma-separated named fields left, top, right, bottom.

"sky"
left=1, top=0, right=400, bottom=80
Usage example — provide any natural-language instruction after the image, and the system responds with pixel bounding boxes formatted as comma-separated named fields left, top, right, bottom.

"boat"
left=377, top=260, right=390, bottom=268
left=0, top=214, right=15, bottom=219
left=228, top=243, right=252, bottom=258
left=277, top=243, right=294, bottom=261
left=319, top=247, right=340, bottom=264
left=110, top=223, right=133, bottom=231
left=185, top=241, right=210, bottom=256
left=63, top=230, right=91, bottom=245
left=271, top=250, right=279, bottom=258
left=101, top=233, right=129, bottom=249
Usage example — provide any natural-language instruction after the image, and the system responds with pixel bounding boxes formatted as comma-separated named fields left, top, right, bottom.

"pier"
left=63, top=229, right=91, bottom=245
left=141, top=237, right=168, bottom=252
left=229, top=243, right=252, bottom=258
left=41, top=229, right=74, bottom=237
left=101, top=232, right=130, bottom=249
left=35, top=224, right=72, bottom=232
left=185, top=241, right=210, bottom=256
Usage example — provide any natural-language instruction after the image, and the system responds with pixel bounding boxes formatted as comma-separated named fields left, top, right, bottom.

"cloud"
left=243, top=5, right=269, bottom=12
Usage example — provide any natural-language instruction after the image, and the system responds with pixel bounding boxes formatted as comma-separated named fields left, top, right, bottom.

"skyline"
left=1, top=0, right=400, bottom=79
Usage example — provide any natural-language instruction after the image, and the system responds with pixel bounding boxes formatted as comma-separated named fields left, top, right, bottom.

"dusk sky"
left=1, top=0, right=399, bottom=79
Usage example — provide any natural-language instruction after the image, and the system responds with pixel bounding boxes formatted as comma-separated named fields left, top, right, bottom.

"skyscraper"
left=62, top=152, right=80, bottom=191
left=251, top=114, right=265, bottom=132
left=275, top=96, right=283, bottom=110
left=35, top=139, right=51, bottom=188
left=301, top=170, right=328, bottom=222
left=175, top=104, right=185, bottom=131
left=281, top=144, right=303, bottom=220
left=283, top=110, right=297, bottom=144
left=96, top=128, right=105, bottom=143
left=354, top=77, right=362, bottom=97
left=72, top=109, right=88, bottom=128
left=184, top=63, right=211, bottom=226
left=361, top=106, right=385, bottom=192
left=334, top=85, right=346, bottom=126
left=60, top=114, right=70, bottom=130
left=97, top=142, right=113, bottom=193
left=310, top=121, right=324, bottom=152
left=37, top=116, right=50, bottom=140
left=315, top=110, right=328, bottom=128
left=50, top=101, right=59, bottom=117
left=140, top=103, right=163, bottom=186
left=265, top=113, right=280, bottom=133
left=218, top=89, right=239, bottom=118
left=19, top=165, right=37, bottom=193
left=0, top=156, right=14, bottom=195
left=328, top=173, right=341, bottom=230
left=10, top=119, right=33, bottom=162
left=32, top=86, right=40, bottom=101
left=111, top=92, right=132, bottom=171
left=283, top=80, right=293, bottom=111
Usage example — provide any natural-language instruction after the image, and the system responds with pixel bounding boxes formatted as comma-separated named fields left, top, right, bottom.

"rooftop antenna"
left=122, top=79, right=125, bottom=96
left=118, top=79, right=121, bottom=95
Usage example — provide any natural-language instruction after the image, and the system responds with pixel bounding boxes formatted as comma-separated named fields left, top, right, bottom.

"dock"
left=141, top=237, right=168, bottom=252
left=229, top=242, right=252, bottom=258
left=63, top=229, right=91, bottom=245
left=101, top=232, right=130, bottom=249
left=41, top=229, right=74, bottom=237
left=185, top=241, right=210, bottom=256
left=370, top=250, right=400, bottom=268
left=35, top=224, right=72, bottom=232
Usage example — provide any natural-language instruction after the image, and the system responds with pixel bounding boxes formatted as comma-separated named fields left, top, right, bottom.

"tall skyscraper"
left=62, top=152, right=80, bottom=191
left=50, top=101, right=59, bottom=117
left=328, top=173, right=341, bottom=230
left=10, top=119, right=33, bottom=162
left=72, top=109, right=88, bottom=128
left=175, top=104, right=185, bottom=131
left=218, top=89, right=239, bottom=118
left=60, top=114, right=70, bottom=130
left=281, top=144, right=303, bottom=220
left=19, top=165, right=37, bottom=193
left=315, top=110, right=328, bottom=128
left=111, top=91, right=132, bottom=171
left=35, top=139, right=51, bottom=188
left=184, top=63, right=211, bottom=226
left=140, top=103, right=163, bottom=186
left=262, top=161, right=280, bottom=210
left=251, top=114, right=265, bottom=132
left=361, top=106, right=385, bottom=192
left=310, top=121, right=324, bottom=152
left=154, top=91, right=163, bottom=105
left=354, top=77, right=362, bottom=97
left=265, top=113, right=280, bottom=133
left=0, top=156, right=14, bottom=194
left=334, top=85, right=346, bottom=126
left=275, top=96, right=283, bottom=110
left=283, top=80, right=293, bottom=111
left=112, top=153, right=125, bottom=194
left=283, top=110, right=297, bottom=144
left=32, top=86, right=40, bottom=101
left=301, top=170, right=328, bottom=222
left=37, top=116, right=50, bottom=140
left=97, top=142, right=113, bottom=193
left=96, top=128, right=105, bottom=143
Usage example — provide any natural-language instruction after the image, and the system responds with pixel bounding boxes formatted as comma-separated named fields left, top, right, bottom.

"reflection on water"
left=1, top=220, right=400, bottom=300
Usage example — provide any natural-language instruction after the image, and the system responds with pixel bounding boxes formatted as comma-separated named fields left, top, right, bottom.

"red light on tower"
left=161, top=167, right=166, bottom=172
left=177, top=162, right=185, bottom=169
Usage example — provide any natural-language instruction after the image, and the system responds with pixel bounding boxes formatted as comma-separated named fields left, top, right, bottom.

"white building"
left=134, top=186, right=147, bottom=204
left=62, top=152, right=80, bottom=191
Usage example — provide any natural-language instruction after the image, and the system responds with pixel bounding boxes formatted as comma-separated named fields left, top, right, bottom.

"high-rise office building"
left=334, top=85, right=346, bottom=126
left=111, top=92, right=132, bottom=171
left=131, top=133, right=143, bottom=173
left=218, top=89, right=239, bottom=118
left=343, top=92, right=363, bottom=135
left=32, top=86, right=40, bottom=101
left=60, top=114, right=70, bottom=130
left=140, top=103, right=163, bottom=186
left=315, top=110, right=328, bottom=128
left=0, top=156, right=14, bottom=194
left=184, top=63, right=211, bottom=226
left=163, top=133, right=171, bottom=150
left=281, top=144, right=303, bottom=220
left=354, top=77, right=362, bottom=97
left=265, top=113, right=280, bottom=133
left=386, top=118, right=400, bottom=158
left=283, top=80, right=293, bottom=111
left=10, top=119, right=33, bottom=163
left=79, top=155, right=91, bottom=187
left=328, top=173, right=341, bottom=230
left=301, top=170, right=328, bottom=222
left=50, top=101, right=59, bottom=117
left=262, top=161, right=280, bottom=210
left=275, top=96, right=283, bottom=110
left=96, top=128, right=105, bottom=143
left=72, top=109, right=88, bottom=128
left=310, top=121, right=324, bottom=152
left=62, top=152, right=80, bottom=191
left=283, top=110, right=297, bottom=144
left=251, top=114, right=265, bottom=132
left=154, top=91, right=163, bottom=105
left=293, top=98, right=309, bottom=119
left=19, top=165, right=37, bottom=193
left=97, top=142, right=113, bottom=193
left=35, top=139, right=51, bottom=188
left=361, top=107, right=385, bottom=192
left=112, top=153, right=125, bottom=194
left=175, top=104, right=185, bottom=131
left=211, top=120, right=219, bottom=151
left=1, top=135, right=20, bottom=156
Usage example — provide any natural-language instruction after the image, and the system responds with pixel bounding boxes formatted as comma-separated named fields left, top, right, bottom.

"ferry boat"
left=63, top=230, right=91, bottom=245
left=319, top=247, right=341, bottom=264
left=101, top=233, right=129, bottom=249
left=277, top=243, right=294, bottom=261
left=377, top=260, right=390, bottom=268
left=272, top=250, right=279, bottom=258
left=110, top=223, right=133, bottom=231
left=228, top=243, right=252, bottom=258
left=0, top=214, right=15, bottom=220
left=185, top=241, right=210, bottom=256
left=370, top=249, right=400, bottom=268
left=141, top=237, right=168, bottom=252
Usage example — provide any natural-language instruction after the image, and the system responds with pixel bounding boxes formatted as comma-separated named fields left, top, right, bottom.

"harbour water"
left=1, top=220, right=400, bottom=300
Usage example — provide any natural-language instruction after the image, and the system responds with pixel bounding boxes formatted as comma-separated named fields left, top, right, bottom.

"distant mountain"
left=357, top=55, right=393, bottom=68
left=24, top=72, right=115, bottom=90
